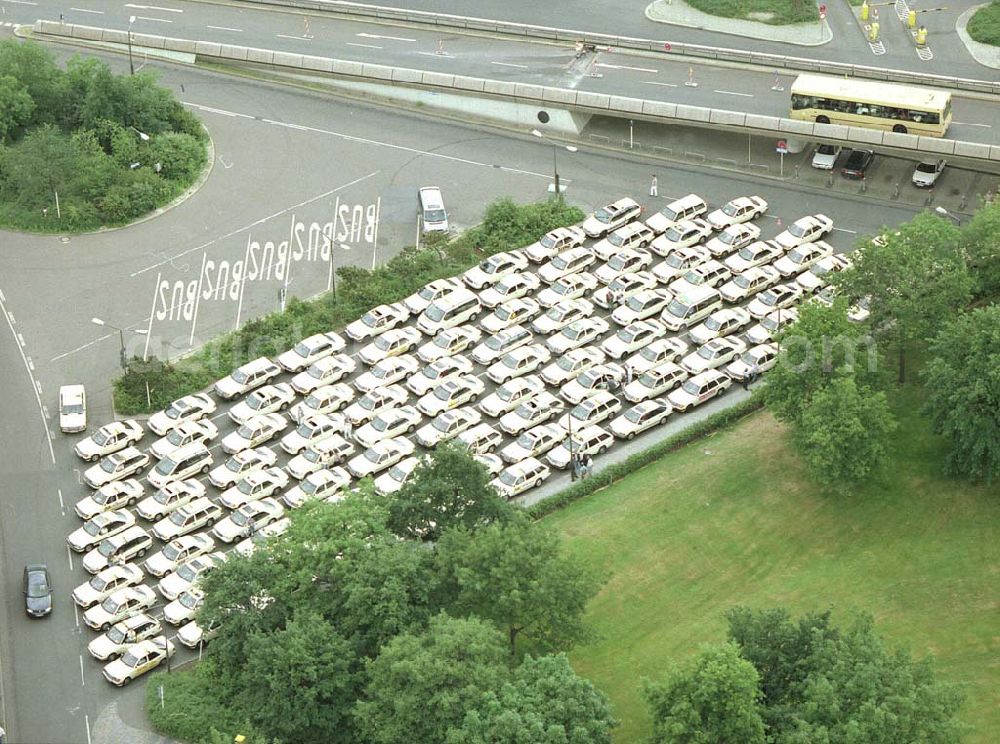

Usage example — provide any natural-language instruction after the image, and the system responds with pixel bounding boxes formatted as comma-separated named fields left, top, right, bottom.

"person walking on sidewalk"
left=650, top=174, right=658, bottom=197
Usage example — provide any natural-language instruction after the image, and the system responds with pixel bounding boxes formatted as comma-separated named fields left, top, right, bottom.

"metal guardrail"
left=239, top=0, right=1000, bottom=96
left=32, top=21, right=1000, bottom=164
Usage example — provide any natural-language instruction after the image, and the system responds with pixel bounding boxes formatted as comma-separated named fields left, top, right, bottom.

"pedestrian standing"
left=742, top=370, right=751, bottom=392
left=343, top=419, right=353, bottom=442
left=584, top=454, right=594, bottom=478
left=624, top=363, right=633, bottom=387
left=748, top=361, right=760, bottom=389
left=650, top=174, right=658, bottom=197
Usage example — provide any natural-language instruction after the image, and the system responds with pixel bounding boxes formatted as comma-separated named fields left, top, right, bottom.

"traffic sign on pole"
left=775, top=140, right=788, bottom=154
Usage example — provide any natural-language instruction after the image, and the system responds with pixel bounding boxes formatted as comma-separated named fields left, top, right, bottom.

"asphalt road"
left=373, top=0, right=991, bottom=78
left=0, top=40, right=972, bottom=744
left=4, top=1, right=1000, bottom=149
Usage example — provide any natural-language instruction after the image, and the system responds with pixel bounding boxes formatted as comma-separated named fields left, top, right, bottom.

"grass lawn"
left=968, top=1, right=1000, bottom=47
left=546, top=385, right=999, bottom=743
left=686, top=0, right=818, bottom=25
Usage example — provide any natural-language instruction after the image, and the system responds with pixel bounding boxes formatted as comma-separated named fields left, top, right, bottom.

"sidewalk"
left=645, top=0, right=833, bottom=46
left=956, top=4, right=1000, bottom=69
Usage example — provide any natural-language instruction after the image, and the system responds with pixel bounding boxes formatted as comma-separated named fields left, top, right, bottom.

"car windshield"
left=83, top=519, right=105, bottom=536
left=552, top=281, right=573, bottom=296
left=236, top=424, right=256, bottom=438
left=811, top=263, right=831, bottom=277
left=618, top=328, right=639, bottom=343
left=166, top=429, right=189, bottom=446
left=608, top=254, right=629, bottom=271
left=916, top=162, right=937, bottom=174
left=97, top=539, right=117, bottom=557
left=162, top=543, right=183, bottom=561
left=389, top=462, right=412, bottom=481
left=92, top=489, right=115, bottom=506
left=698, top=346, right=717, bottom=360
left=177, top=563, right=199, bottom=582
left=818, top=144, right=836, bottom=155
left=358, top=396, right=377, bottom=411
left=360, top=311, right=378, bottom=327
left=27, top=571, right=49, bottom=597
left=640, top=346, right=661, bottom=362
left=100, top=456, right=122, bottom=474
left=371, top=416, right=392, bottom=432
left=762, top=316, right=782, bottom=331
left=485, top=335, right=506, bottom=351
left=638, top=372, right=659, bottom=387
left=759, top=290, right=779, bottom=306
left=495, top=306, right=515, bottom=322
left=681, top=380, right=701, bottom=395
left=169, top=510, right=189, bottom=526
left=293, top=339, right=318, bottom=357
left=238, top=478, right=257, bottom=495
left=434, top=415, right=456, bottom=433
left=626, top=295, right=649, bottom=311
left=434, top=386, right=456, bottom=401
left=295, top=422, right=316, bottom=438
left=92, top=429, right=112, bottom=446
left=107, top=626, right=127, bottom=644
left=734, top=275, right=753, bottom=289
left=788, top=248, right=807, bottom=263
left=426, top=208, right=446, bottom=222
left=232, top=511, right=251, bottom=527
left=666, top=299, right=690, bottom=318
left=681, top=270, right=702, bottom=285
left=180, top=592, right=201, bottom=609
left=540, top=233, right=557, bottom=249
left=719, top=231, right=737, bottom=246
left=788, top=222, right=809, bottom=238
left=594, top=208, right=613, bottom=224
left=89, top=574, right=109, bottom=591
left=225, top=456, right=247, bottom=473
left=308, top=364, right=328, bottom=380
left=246, top=392, right=267, bottom=410
left=121, top=650, right=142, bottom=668
left=625, top=407, right=646, bottom=423
left=737, top=246, right=757, bottom=260
left=303, top=393, right=323, bottom=409
left=231, top=368, right=250, bottom=384
left=499, top=470, right=520, bottom=486
left=663, top=227, right=684, bottom=243
left=424, top=304, right=446, bottom=322
left=164, top=402, right=186, bottom=420
left=607, top=232, right=625, bottom=247
left=364, top=449, right=384, bottom=464
left=155, top=456, right=179, bottom=475
left=100, top=595, right=122, bottom=612
left=556, top=356, right=578, bottom=372
left=722, top=201, right=741, bottom=217
left=374, top=336, right=394, bottom=351
left=303, top=449, right=323, bottom=463
left=665, top=253, right=687, bottom=269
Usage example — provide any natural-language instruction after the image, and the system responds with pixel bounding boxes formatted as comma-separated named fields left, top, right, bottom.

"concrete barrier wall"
left=33, top=20, right=1000, bottom=163
left=233, top=0, right=1000, bottom=96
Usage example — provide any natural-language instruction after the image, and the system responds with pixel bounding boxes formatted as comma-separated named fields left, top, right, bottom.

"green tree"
left=643, top=642, right=766, bottom=744
left=0, top=74, right=34, bottom=142
left=959, top=198, right=1000, bottom=300
left=0, top=40, right=66, bottom=125
left=726, top=607, right=965, bottom=743
left=241, top=612, right=359, bottom=744
left=760, top=299, right=882, bottom=427
left=354, top=613, right=510, bottom=744
left=833, top=212, right=973, bottom=382
left=446, top=653, right=616, bottom=744
left=795, top=376, right=896, bottom=484
left=386, top=442, right=514, bottom=540
left=434, top=516, right=599, bottom=656
left=922, top=305, right=1000, bottom=481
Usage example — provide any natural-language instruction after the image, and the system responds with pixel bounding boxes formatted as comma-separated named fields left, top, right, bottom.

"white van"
left=419, top=187, right=449, bottom=233
left=417, top=288, right=482, bottom=335
left=660, top=285, right=723, bottom=332
left=59, top=384, right=88, bottom=432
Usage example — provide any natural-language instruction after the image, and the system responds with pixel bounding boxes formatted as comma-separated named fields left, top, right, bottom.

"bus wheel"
left=816, top=115, right=830, bottom=124
left=892, top=124, right=908, bottom=134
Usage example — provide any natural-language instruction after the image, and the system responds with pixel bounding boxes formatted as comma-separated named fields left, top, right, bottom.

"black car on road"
left=841, top=149, right=875, bottom=180
left=23, top=564, right=53, bottom=618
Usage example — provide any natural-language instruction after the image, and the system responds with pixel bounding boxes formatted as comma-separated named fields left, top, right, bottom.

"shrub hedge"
left=527, top=397, right=765, bottom=519
left=113, top=198, right=584, bottom=414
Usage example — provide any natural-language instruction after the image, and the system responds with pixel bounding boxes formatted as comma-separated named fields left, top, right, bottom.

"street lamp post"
left=91, top=317, right=147, bottom=369
left=127, top=16, right=136, bottom=76
left=934, top=206, right=961, bottom=226
left=530, top=129, right=578, bottom=199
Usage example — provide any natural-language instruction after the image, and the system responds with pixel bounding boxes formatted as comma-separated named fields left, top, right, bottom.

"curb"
left=643, top=0, right=833, bottom=47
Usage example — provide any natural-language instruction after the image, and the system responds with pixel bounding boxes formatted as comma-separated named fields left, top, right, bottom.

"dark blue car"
left=23, top=564, right=53, bottom=618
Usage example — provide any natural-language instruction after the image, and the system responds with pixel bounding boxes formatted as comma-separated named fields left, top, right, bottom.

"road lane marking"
left=643, top=80, right=677, bottom=88
left=357, top=32, right=415, bottom=42
left=417, top=51, right=452, bottom=58
left=276, top=33, right=308, bottom=40
left=85, top=714, right=92, bottom=744
left=67, top=545, right=75, bottom=571
left=0, top=289, right=55, bottom=463
left=207, top=25, right=242, bottom=32
left=833, top=227, right=858, bottom=234
left=3, top=0, right=37, bottom=5
left=132, top=170, right=380, bottom=276
left=491, top=61, right=528, bottom=69
left=184, top=103, right=252, bottom=119
left=58, top=487, right=65, bottom=512
left=596, top=63, right=658, bottom=73
left=135, top=16, right=172, bottom=23
left=70, top=7, right=104, bottom=13
left=714, top=90, right=754, bottom=97
left=953, top=121, right=992, bottom=128
left=124, top=3, right=182, bottom=12
left=80, top=655, right=86, bottom=686
left=347, top=42, right=382, bottom=49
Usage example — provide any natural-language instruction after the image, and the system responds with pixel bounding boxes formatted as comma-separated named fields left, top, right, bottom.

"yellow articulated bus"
left=790, top=74, right=952, bottom=137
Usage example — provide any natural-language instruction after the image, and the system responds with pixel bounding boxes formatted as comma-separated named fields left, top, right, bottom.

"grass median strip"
left=968, top=0, right=1000, bottom=47
left=685, top=0, right=818, bottom=25
left=544, top=384, right=999, bottom=743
